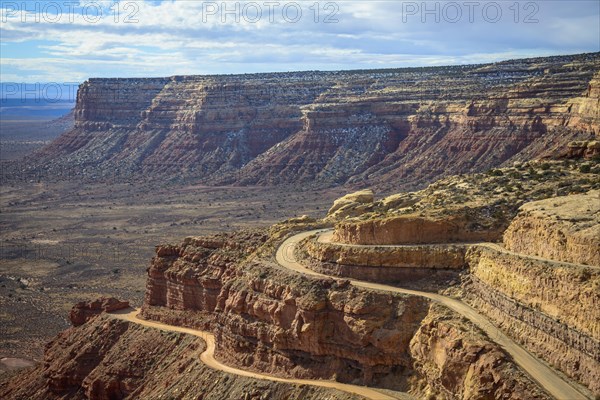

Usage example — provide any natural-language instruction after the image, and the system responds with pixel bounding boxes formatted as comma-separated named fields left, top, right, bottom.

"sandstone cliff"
left=299, top=234, right=465, bottom=285
left=503, top=190, right=600, bottom=266
left=333, top=216, right=502, bottom=245
left=409, top=304, right=552, bottom=400
left=25, top=53, right=600, bottom=189
left=143, top=229, right=431, bottom=387
left=0, top=314, right=361, bottom=400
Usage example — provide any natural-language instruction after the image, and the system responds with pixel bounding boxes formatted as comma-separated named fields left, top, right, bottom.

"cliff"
left=299, top=234, right=465, bottom=285
left=0, top=314, right=361, bottom=400
left=503, top=190, right=600, bottom=266
left=409, top=304, right=552, bottom=400
left=333, top=216, right=502, bottom=245
left=142, top=229, right=431, bottom=387
left=26, top=52, right=600, bottom=189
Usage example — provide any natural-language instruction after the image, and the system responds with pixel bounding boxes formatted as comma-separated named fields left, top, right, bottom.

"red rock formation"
left=25, top=53, right=599, bottom=188
left=143, top=230, right=431, bottom=386
left=69, top=297, right=130, bottom=327
left=0, top=315, right=358, bottom=400
left=333, top=215, right=502, bottom=245
left=409, top=304, right=552, bottom=400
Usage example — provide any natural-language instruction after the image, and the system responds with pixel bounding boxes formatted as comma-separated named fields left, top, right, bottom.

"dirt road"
left=110, top=308, right=404, bottom=400
left=276, top=229, right=590, bottom=400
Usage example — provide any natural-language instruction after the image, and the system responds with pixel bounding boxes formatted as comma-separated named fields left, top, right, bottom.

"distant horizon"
left=2, top=1, right=599, bottom=82
left=2, top=50, right=598, bottom=87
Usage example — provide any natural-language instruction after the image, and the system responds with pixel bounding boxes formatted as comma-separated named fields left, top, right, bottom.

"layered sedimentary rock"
left=304, top=235, right=466, bottom=269
left=409, top=304, right=552, bottom=400
left=69, top=297, right=130, bottom=327
left=503, top=190, right=600, bottom=266
left=466, top=245, right=600, bottom=395
left=300, top=235, right=465, bottom=283
left=27, top=53, right=600, bottom=188
left=143, top=229, right=431, bottom=386
left=333, top=215, right=502, bottom=245
left=0, top=314, right=359, bottom=400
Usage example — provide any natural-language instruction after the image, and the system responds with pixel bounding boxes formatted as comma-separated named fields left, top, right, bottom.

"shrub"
left=487, top=169, right=504, bottom=177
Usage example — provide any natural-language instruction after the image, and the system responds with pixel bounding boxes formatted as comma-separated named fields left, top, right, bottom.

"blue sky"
left=1, top=0, right=599, bottom=83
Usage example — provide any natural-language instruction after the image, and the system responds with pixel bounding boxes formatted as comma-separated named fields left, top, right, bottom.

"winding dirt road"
left=110, top=308, right=402, bottom=400
left=277, top=229, right=591, bottom=400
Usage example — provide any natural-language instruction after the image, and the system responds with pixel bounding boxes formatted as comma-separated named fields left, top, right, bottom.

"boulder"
left=326, top=189, right=374, bottom=220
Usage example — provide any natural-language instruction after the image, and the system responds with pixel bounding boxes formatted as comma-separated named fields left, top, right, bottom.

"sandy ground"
left=0, top=179, right=347, bottom=363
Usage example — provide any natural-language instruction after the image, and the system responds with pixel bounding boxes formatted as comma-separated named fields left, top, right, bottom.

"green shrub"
left=487, top=169, right=504, bottom=177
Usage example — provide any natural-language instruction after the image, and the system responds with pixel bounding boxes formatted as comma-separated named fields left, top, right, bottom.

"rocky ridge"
left=311, top=180, right=599, bottom=396
left=503, top=190, right=600, bottom=265
left=0, top=313, right=362, bottom=400
left=16, top=52, right=600, bottom=189
left=1, top=188, right=588, bottom=399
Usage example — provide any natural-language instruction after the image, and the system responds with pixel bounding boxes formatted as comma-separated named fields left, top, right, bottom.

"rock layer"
left=0, top=315, right=360, bottom=400
left=69, top=297, right=130, bottom=327
left=143, top=230, right=431, bottom=387
left=503, top=190, right=600, bottom=266
left=27, top=53, right=600, bottom=189
left=466, top=245, right=600, bottom=396
left=333, top=216, right=502, bottom=245
left=409, top=304, right=553, bottom=400
left=299, top=235, right=465, bottom=284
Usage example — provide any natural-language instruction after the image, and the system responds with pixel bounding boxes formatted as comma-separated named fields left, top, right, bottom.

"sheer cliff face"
left=33, top=53, right=600, bottom=189
left=142, top=230, right=431, bottom=386
left=138, top=229, right=553, bottom=399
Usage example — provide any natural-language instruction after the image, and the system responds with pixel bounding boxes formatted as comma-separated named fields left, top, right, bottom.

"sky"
left=1, top=0, right=599, bottom=84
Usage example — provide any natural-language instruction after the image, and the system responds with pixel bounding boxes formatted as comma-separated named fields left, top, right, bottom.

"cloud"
left=1, top=0, right=598, bottom=82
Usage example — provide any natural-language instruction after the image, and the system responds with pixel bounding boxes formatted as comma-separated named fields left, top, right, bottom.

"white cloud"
left=0, top=0, right=598, bottom=82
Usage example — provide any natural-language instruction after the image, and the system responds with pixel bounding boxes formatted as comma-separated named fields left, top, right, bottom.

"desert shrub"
left=579, top=164, right=591, bottom=173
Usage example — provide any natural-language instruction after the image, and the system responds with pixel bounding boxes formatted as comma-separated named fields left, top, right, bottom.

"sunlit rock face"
left=31, top=53, right=599, bottom=189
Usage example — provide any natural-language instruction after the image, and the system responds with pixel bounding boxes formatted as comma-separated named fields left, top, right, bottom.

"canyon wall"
left=503, top=190, right=600, bottom=266
left=468, top=246, right=600, bottom=339
left=333, top=216, right=502, bottom=245
left=300, top=235, right=465, bottom=283
left=28, top=53, right=600, bottom=188
left=0, top=314, right=360, bottom=400
left=143, top=230, right=431, bottom=387
left=409, top=304, right=552, bottom=400
left=466, top=246, right=600, bottom=395
left=140, top=229, right=555, bottom=398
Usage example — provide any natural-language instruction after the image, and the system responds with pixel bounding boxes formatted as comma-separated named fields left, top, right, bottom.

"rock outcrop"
left=0, top=314, right=360, bottom=400
left=327, top=189, right=374, bottom=220
left=21, top=53, right=600, bottom=189
left=333, top=215, right=501, bottom=245
left=409, top=304, right=553, bottom=400
left=299, top=235, right=465, bottom=284
left=503, top=190, right=600, bottom=266
left=466, top=242, right=600, bottom=396
left=69, top=297, right=130, bottom=327
left=143, top=229, right=431, bottom=387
